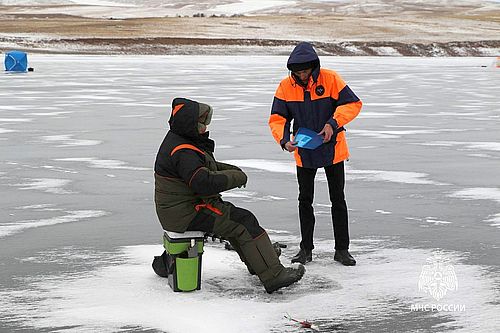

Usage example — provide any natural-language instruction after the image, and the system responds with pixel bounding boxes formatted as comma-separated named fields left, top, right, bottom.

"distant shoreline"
left=1, top=36, right=499, bottom=57
left=1, top=4, right=499, bottom=56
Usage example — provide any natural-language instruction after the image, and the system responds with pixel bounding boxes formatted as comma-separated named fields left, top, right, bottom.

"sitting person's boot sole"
left=264, top=265, right=305, bottom=294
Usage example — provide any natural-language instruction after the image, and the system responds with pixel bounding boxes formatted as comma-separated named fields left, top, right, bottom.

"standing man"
left=269, top=42, right=362, bottom=266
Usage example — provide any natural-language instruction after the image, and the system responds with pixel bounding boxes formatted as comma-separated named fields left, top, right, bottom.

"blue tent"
left=4, top=51, right=28, bottom=72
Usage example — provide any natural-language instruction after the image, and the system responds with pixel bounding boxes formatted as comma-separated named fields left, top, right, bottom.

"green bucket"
left=163, top=231, right=204, bottom=292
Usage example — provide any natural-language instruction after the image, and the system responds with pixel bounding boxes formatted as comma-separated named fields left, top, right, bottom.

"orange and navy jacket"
left=269, top=43, right=362, bottom=168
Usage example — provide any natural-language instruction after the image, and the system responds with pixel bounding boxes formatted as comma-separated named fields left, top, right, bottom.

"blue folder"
left=294, top=127, right=324, bottom=150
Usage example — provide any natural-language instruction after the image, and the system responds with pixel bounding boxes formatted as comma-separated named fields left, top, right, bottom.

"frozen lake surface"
left=0, top=55, right=499, bottom=332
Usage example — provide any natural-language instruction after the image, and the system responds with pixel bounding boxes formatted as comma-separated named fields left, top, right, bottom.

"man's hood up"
left=287, top=42, right=320, bottom=71
left=168, top=97, right=200, bottom=139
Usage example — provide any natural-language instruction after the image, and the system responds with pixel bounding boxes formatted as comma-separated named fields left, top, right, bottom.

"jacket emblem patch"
left=315, top=85, right=325, bottom=96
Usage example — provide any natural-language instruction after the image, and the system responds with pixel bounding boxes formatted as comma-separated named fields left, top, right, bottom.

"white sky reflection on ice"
left=449, top=187, right=500, bottom=204
left=0, top=210, right=107, bottom=238
left=223, top=159, right=446, bottom=185
left=449, top=188, right=500, bottom=228
left=0, top=117, right=33, bottom=122
left=485, top=214, right=500, bottom=228
left=349, top=128, right=461, bottom=139
left=54, top=157, right=150, bottom=171
left=0, top=239, right=498, bottom=333
left=41, top=134, right=102, bottom=147
left=12, top=178, right=73, bottom=194
left=0, top=128, right=16, bottom=134
left=15, top=203, right=56, bottom=210
left=418, top=141, right=500, bottom=152
left=25, top=111, right=73, bottom=116
left=222, top=189, right=286, bottom=202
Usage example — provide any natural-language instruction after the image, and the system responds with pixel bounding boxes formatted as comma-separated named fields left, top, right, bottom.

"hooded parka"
left=154, top=98, right=304, bottom=292
left=269, top=42, right=362, bottom=168
left=154, top=97, right=248, bottom=232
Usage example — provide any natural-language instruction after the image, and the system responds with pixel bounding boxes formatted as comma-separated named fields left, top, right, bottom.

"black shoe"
left=334, top=250, right=356, bottom=266
left=291, top=249, right=312, bottom=265
left=264, top=265, right=305, bottom=294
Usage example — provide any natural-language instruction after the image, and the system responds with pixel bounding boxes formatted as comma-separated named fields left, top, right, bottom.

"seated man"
left=154, top=97, right=305, bottom=294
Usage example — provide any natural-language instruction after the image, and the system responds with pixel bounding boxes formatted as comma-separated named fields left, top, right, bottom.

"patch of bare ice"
left=223, top=159, right=447, bottom=185
left=54, top=157, right=150, bottom=171
left=449, top=187, right=500, bottom=204
left=12, top=178, right=73, bottom=194
left=0, top=118, right=33, bottom=122
left=350, top=128, right=461, bottom=139
left=485, top=213, right=500, bottom=229
left=25, top=111, right=72, bottom=117
left=41, top=135, right=102, bottom=147
left=222, top=189, right=286, bottom=202
left=0, top=128, right=17, bottom=134
left=348, top=169, right=448, bottom=185
left=0, top=210, right=108, bottom=238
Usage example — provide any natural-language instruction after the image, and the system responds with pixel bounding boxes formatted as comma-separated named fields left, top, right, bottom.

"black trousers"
left=297, top=161, right=349, bottom=251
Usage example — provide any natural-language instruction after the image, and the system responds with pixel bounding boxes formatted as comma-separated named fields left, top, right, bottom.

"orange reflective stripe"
left=269, top=113, right=287, bottom=144
left=170, top=144, right=205, bottom=156
left=294, top=149, right=303, bottom=167
left=195, top=203, right=223, bottom=216
left=172, top=103, right=184, bottom=116
left=333, top=138, right=349, bottom=164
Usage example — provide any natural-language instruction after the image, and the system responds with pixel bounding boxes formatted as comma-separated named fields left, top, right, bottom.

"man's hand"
left=284, top=141, right=297, bottom=152
left=318, top=123, right=334, bottom=143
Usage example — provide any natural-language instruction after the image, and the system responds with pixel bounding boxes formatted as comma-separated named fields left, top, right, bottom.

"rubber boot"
left=263, top=264, right=305, bottom=294
left=228, top=238, right=256, bottom=275
left=229, top=238, right=283, bottom=275
left=240, top=232, right=304, bottom=293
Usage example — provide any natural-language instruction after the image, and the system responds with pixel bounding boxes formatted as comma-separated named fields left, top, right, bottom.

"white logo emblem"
left=418, top=256, right=458, bottom=301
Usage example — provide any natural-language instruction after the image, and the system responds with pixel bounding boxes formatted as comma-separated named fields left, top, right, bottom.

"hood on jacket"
left=287, top=42, right=320, bottom=72
left=168, top=97, right=213, bottom=139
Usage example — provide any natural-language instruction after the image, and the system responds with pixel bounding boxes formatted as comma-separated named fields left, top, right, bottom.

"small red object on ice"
left=284, top=313, right=319, bottom=331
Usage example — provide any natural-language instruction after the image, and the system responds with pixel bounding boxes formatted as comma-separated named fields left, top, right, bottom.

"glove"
left=223, top=169, right=247, bottom=190
left=216, top=161, right=242, bottom=171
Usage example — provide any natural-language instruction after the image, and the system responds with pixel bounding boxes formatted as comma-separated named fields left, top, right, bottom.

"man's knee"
left=229, top=207, right=264, bottom=238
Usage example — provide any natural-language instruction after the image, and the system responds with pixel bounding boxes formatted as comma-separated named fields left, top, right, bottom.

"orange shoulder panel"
left=274, top=82, right=286, bottom=100
left=278, top=76, right=305, bottom=102
left=319, top=69, right=347, bottom=100
left=170, top=144, right=205, bottom=156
